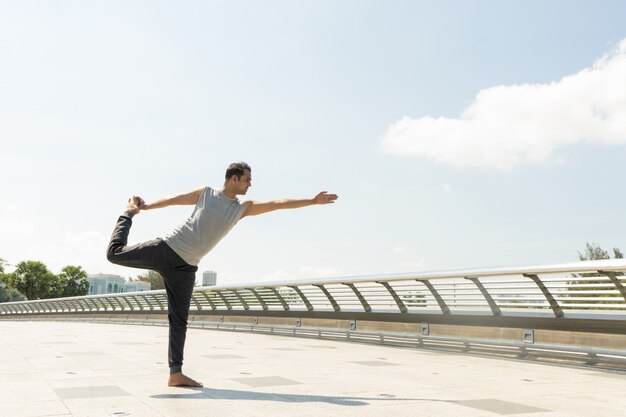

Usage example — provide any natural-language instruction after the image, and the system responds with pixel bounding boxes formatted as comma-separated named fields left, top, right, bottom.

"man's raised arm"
left=243, top=191, right=338, bottom=217
left=140, top=187, right=205, bottom=211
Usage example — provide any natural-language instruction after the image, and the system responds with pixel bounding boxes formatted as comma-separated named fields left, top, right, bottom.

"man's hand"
left=126, top=196, right=145, bottom=215
left=314, top=191, right=338, bottom=205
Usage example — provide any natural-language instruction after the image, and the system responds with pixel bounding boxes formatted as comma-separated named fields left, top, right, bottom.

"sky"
left=1, top=0, right=626, bottom=286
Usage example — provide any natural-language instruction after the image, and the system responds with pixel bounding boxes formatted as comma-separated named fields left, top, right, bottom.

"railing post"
left=97, top=297, right=107, bottom=312
left=598, top=270, right=626, bottom=302
left=248, top=289, right=268, bottom=311
left=153, top=294, right=166, bottom=311
left=377, top=281, right=408, bottom=313
left=215, top=290, right=233, bottom=310
left=267, top=287, right=290, bottom=311
left=133, top=295, right=145, bottom=312
left=313, top=284, right=340, bottom=312
left=288, top=286, right=314, bottom=311
left=343, top=283, right=371, bottom=312
left=524, top=274, right=563, bottom=318
left=189, top=293, right=201, bottom=311
left=418, top=280, right=450, bottom=314
left=231, top=290, right=249, bottom=310
left=139, top=295, right=153, bottom=311
left=465, top=277, right=502, bottom=316
left=202, top=292, right=216, bottom=310
left=112, top=296, right=126, bottom=312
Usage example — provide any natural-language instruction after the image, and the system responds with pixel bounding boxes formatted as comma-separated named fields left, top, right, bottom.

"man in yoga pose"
left=106, top=162, right=338, bottom=387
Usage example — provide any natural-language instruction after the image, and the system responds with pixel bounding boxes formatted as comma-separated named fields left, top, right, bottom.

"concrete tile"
left=0, top=382, right=58, bottom=404
left=0, top=400, right=69, bottom=417
left=61, top=351, right=105, bottom=356
left=54, top=385, right=129, bottom=399
left=62, top=396, right=157, bottom=415
left=47, top=377, right=113, bottom=389
left=350, top=360, right=400, bottom=366
left=231, top=376, right=303, bottom=388
left=305, top=345, right=338, bottom=349
left=2, top=321, right=626, bottom=417
left=456, top=399, right=550, bottom=415
left=202, top=354, right=246, bottom=359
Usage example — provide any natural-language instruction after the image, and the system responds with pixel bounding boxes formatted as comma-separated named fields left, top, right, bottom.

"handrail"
left=1, top=260, right=626, bottom=324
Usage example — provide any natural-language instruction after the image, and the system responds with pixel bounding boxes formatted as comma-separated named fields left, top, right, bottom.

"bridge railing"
left=4, top=260, right=626, bottom=367
left=1, top=259, right=625, bottom=320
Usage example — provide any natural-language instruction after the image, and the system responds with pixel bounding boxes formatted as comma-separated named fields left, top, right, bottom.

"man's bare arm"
left=140, top=187, right=205, bottom=211
left=243, top=191, right=338, bottom=217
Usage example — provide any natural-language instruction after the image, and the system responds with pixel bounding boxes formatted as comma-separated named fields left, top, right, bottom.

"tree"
left=577, top=242, right=624, bottom=276
left=137, top=270, right=165, bottom=290
left=5, top=261, right=56, bottom=300
left=577, top=242, right=623, bottom=262
left=0, top=284, right=26, bottom=302
left=568, top=242, right=624, bottom=306
left=57, top=266, right=89, bottom=297
left=0, top=258, right=6, bottom=287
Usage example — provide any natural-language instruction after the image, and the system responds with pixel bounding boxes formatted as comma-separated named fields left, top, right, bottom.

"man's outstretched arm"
left=140, top=187, right=205, bottom=211
left=242, top=191, right=338, bottom=217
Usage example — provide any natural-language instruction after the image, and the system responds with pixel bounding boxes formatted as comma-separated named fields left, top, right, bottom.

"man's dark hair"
left=225, top=162, right=252, bottom=181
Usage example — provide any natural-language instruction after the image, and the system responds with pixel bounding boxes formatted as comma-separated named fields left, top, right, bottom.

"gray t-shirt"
left=163, top=186, right=247, bottom=266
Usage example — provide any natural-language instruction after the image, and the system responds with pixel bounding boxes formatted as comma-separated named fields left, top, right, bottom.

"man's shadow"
left=151, top=387, right=450, bottom=407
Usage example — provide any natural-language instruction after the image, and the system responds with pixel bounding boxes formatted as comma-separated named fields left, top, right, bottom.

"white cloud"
left=381, top=39, right=626, bottom=169
left=59, top=230, right=108, bottom=271
left=0, top=217, right=35, bottom=238
left=393, top=246, right=407, bottom=254
left=441, top=183, right=452, bottom=193
left=0, top=221, right=109, bottom=274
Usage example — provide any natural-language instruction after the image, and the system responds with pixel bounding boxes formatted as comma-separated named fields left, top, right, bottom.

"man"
left=106, top=162, right=338, bottom=387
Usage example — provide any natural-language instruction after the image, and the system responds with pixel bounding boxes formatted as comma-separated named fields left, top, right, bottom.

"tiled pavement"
left=1, top=321, right=626, bottom=417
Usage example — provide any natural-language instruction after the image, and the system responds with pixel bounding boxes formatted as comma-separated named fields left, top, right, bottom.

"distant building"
left=124, top=281, right=151, bottom=292
left=202, top=270, right=217, bottom=286
left=88, top=274, right=126, bottom=295
left=88, top=274, right=151, bottom=294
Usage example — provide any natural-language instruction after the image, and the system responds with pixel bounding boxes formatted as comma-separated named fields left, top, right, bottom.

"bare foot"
left=168, top=372, right=203, bottom=387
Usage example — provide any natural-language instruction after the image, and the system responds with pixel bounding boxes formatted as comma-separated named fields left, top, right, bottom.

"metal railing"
left=2, top=259, right=626, bottom=323
left=3, top=259, right=626, bottom=367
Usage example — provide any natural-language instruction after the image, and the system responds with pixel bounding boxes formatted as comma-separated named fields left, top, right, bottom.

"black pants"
left=106, top=215, right=197, bottom=374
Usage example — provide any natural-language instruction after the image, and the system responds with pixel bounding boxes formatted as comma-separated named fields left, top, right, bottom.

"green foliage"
left=57, top=266, right=89, bottom=297
left=6, top=261, right=56, bottom=300
left=2, top=261, right=89, bottom=300
left=578, top=242, right=624, bottom=261
left=0, top=284, right=27, bottom=302
left=402, top=292, right=426, bottom=306
left=567, top=242, right=625, bottom=307
left=137, top=270, right=164, bottom=290
left=576, top=242, right=624, bottom=277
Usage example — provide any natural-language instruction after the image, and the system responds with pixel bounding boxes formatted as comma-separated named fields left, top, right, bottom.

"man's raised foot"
left=168, top=372, right=203, bottom=387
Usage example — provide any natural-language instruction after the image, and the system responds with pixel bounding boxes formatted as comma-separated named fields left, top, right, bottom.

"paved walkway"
left=1, top=321, right=626, bottom=417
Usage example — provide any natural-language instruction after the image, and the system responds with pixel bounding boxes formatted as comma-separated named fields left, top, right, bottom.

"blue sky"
left=1, top=1, right=626, bottom=285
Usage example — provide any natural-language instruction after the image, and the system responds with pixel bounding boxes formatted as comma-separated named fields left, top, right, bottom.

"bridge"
left=2, top=260, right=626, bottom=416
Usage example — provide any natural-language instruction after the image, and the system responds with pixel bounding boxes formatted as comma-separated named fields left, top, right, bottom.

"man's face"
left=236, top=170, right=252, bottom=195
